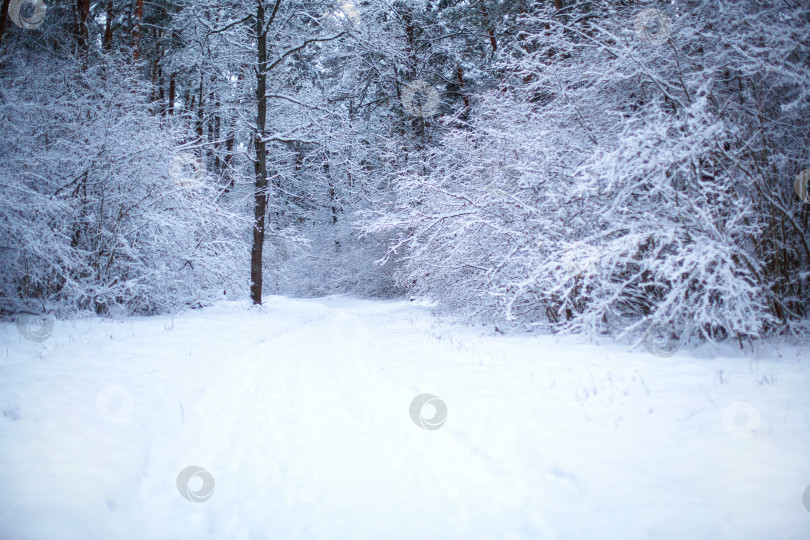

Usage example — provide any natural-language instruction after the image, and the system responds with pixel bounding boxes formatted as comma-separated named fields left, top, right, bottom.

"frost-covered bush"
left=365, top=0, right=810, bottom=341
left=0, top=54, right=248, bottom=316
left=261, top=136, right=402, bottom=299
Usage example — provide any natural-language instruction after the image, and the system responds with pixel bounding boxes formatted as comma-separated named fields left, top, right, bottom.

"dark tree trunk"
left=0, top=0, right=12, bottom=45
left=158, top=65, right=165, bottom=114
left=456, top=66, right=469, bottom=109
left=168, top=72, right=176, bottom=115
left=480, top=4, right=497, bottom=52
left=250, top=0, right=269, bottom=305
left=77, top=0, right=91, bottom=50
left=133, top=0, right=143, bottom=60
left=103, top=0, right=114, bottom=51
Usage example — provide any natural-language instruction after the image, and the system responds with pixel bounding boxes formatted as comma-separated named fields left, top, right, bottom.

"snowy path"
left=1, top=297, right=808, bottom=539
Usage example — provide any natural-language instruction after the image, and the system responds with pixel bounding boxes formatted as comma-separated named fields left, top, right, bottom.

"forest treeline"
left=1, top=1, right=808, bottom=344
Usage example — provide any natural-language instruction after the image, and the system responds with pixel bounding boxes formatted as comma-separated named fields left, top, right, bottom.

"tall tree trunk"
left=0, top=0, right=12, bottom=45
left=103, top=0, right=114, bottom=51
left=133, top=0, right=143, bottom=60
left=168, top=72, right=176, bottom=115
left=158, top=65, right=165, bottom=115
left=77, top=0, right=91, bottom=50
left=456, top=65, right=469, bottom=109
left=250, top=0, right=269, bottom=305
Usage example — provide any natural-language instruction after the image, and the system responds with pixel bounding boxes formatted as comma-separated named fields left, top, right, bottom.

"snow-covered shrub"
left=262, top=135, right=402, bottom=299
left=364, top=0, right=810, bottom=341
left=0, top=53, right=248, bottom=316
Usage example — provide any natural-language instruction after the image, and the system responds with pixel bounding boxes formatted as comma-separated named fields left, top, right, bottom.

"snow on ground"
left=1, top=296, right=808, bottom=540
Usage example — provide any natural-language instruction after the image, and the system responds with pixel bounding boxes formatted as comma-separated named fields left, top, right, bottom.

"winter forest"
left=1, top=1, right=810, bottom=539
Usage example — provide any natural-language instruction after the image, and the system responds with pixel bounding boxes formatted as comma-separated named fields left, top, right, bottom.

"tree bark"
left=250, top=0, right=269, bottom=305
left=168, top=72, right=176, bottom=115
left=0, top=0, right=12, bottom=46
left=456, top=66, right=469, bottom=109
left=77, top=0, right=91, bottom=50
left=133, top=0, right=143, bottom=60
left=158, top=62, right=165, bottom=114
left=103, top=0, right=114, bottom=51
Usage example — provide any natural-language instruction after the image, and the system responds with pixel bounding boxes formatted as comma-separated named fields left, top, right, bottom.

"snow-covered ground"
left=1, top=296, right=808, bottom=540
